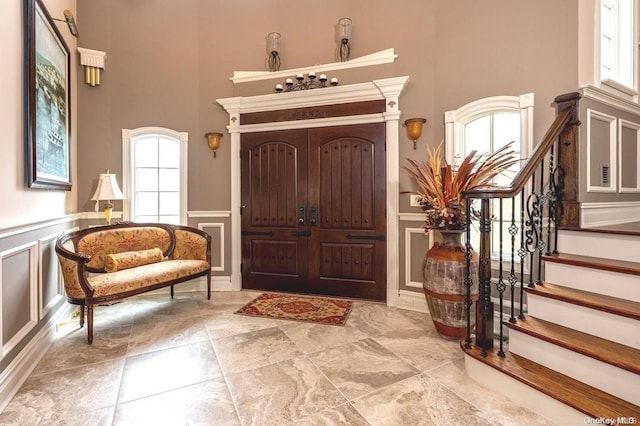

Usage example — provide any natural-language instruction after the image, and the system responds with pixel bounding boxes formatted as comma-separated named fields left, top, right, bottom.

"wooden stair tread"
left=462, top=343, right=640, bottom=419
left=505, top=316, right=640, bottom=375
left=543, top=253, right=640, bottom=276
left=561, top=224, right=640, bottom=237
left=527, top=283, right=640, bottom=320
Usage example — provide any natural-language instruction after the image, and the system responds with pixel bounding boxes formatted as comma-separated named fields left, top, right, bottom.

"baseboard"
left=396, top=289, right=428, bottom=313
left=581, top=201, right=640, bottom=227
left=149, top=275, right=234, bottom=295
left=0, top=303, right=73, bottom=413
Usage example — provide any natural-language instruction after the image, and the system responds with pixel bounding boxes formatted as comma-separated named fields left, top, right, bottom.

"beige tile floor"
left=0, top=290, right=553, bottom=425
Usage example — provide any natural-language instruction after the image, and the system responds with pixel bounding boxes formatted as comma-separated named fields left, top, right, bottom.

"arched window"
left=445, top=93, right=534, bottom=259
left=121, top=127, right=188, bottom=224
left=600, top=0, right=636, bottom=94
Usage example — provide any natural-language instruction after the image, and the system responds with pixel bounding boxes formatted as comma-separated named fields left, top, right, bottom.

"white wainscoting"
left=187, top=211, right=232, bottom=290
left=38, top=232, right=64, bottom=320
left=580, top=201, right=640, bottom=227
left=0, top=242, right=39, bottom=360
left=399, top=213, right=430, bottom=313
left=198, top=223, right=225, bottom=272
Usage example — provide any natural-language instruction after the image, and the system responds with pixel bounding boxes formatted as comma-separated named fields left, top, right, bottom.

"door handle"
left=298, top=206, right=306, bottom=225
left=310, top=205, right=318, bottom=226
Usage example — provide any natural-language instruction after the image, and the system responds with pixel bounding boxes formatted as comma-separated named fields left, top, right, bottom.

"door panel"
left=241, top=129, right=309, bottom=292
left=309, top=124, right=386, bottom=300
left=241, top=124, right=386, bottom=301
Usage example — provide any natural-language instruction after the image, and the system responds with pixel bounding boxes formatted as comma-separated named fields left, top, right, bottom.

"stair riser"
left=527, top=295, right=640, bottom=350
left=508, top=330, right=640, bottom=406
left=464, top=355, right=586, bottom=424
left=557, top=230, right=640, bottom=263
left=545, top=263, right=640, bottom=302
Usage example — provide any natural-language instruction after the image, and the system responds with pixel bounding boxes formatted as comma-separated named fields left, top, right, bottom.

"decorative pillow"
left=104, top=247, right=164, bottom=273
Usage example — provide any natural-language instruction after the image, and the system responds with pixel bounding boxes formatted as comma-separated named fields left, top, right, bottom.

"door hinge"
left=240, top=263, right=243, bottom=272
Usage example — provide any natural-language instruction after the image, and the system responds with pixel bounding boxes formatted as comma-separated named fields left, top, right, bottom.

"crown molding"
left=230, top=48, right=398, bottom=84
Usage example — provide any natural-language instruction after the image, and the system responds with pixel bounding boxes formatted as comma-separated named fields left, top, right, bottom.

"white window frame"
left=598, top=0, right=638, bottom=97
left=121, top=127, right=188, bottom=224
left=444, top=93, right=534, bottom=270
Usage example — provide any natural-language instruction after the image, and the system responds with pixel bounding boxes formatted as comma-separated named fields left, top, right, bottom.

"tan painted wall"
left=0, top=0, right=78, bottom=229
left=76, top=0, right=580, bottom=212
left=74, top=0, right=587, bottom=290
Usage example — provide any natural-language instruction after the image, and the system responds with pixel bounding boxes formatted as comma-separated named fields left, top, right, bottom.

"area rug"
left=234, top=293, right=353, bottom=326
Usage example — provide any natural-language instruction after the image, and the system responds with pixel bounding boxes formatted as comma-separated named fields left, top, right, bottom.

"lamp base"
left=104, top=203, right=113, bottom=225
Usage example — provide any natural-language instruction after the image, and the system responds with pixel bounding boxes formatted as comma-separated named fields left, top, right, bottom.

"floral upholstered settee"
left=56, top=222, right=211, bottom=343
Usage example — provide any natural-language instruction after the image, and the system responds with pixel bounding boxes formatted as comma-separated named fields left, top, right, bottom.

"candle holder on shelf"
left=274, top=72, right=339, bottom=93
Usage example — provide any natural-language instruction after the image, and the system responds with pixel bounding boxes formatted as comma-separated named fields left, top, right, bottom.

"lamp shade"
left=91, top=173, right=125, bottom=201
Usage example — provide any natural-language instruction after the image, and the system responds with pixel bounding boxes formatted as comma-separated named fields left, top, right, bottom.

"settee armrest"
left=170, top=225, right=212, bottom=264
left=55, top=235, right=96, bottom=300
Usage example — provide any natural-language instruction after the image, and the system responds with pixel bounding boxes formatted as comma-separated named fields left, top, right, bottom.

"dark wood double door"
left=240, top=123, right=386, bottom=301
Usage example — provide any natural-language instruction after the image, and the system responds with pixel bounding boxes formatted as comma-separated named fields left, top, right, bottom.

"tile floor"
left=0, top=291, right=553, bottom=425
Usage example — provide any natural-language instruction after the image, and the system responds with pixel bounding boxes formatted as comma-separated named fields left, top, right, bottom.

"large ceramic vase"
left=422, top=230, right=479, bottom=340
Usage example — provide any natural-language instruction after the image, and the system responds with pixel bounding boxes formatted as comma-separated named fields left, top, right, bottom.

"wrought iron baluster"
left=525, top=172, right=540, bottom=289
left=546, top=142, right=555, bottom=255
left=497, top=199, right=505, bottom=357
left=551, top=139, right=563, bottom=255
left=508, top=195, right=518, bottom=324
left=536, top=161, right=546, bottom=285
left=518, top=188, right=526, bottom=319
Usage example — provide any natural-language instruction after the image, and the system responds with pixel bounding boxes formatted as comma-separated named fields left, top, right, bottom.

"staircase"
left=463, top=226, right=640, bottom=424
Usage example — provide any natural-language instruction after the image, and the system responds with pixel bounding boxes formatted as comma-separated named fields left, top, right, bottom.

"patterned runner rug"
left=234, top=293, right=353, bottom=326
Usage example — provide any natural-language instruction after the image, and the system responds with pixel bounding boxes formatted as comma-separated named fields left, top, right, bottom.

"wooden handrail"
left=463, top=92, right=580, bottom=200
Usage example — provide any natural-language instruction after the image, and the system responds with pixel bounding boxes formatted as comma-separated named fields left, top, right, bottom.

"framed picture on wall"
left=25, top=0, right=72, bottom=190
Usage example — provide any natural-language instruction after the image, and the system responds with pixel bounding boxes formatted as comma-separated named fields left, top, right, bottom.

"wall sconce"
left=52, top=9, right=79, bottom=37
left=205, top=132, right=223, bottom=158
left=91, top=171, right=125, bottom=225
left=404, top=118, right=426, bottom=150
left=266, top=32, right=281, bottom=72
left=78, top=47, right=106, bottom=87
left=336, top=18, right=352, bottom=62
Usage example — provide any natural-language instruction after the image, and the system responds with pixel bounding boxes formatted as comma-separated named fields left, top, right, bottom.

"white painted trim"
left=37, top=232, right=64, bottom=320
left=404, top=228, right=431, bottom=289
left=217, top=77, right=410, bottom=114
left=198, top=222, right=224, bottom=272
left=187, top=211, right=232, bottom=218
left=396, top=289, right=428, bottom=313
left=398, top=213, right=427, bottom=222
left=581, top=84, right=640, bottom=115
left=230, top=48, right=398, bottom=83
left=237, top=114, right=386, bottom=133
left=444, top=93, right=535, bottom=164
left=121, top=127, right=189, bottom=224
left=217, top=76, right=410, bottom=303
left=0, top=214, right=81, bottom=240
left=586, top=108, right=618, bottom=192
left=618, top=118, right=640, bottom=192
left=0, top=243, right=39, bottom=360
left=0, top=303, right=73, bottom=413
left=580, top=200, right=640, bottom=227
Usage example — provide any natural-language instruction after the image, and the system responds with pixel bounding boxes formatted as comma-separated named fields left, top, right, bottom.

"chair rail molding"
left=217, top=76, right=409, bottom=306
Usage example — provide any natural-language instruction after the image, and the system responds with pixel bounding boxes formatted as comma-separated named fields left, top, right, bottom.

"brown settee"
left=56, top=222, right=211, bottom=343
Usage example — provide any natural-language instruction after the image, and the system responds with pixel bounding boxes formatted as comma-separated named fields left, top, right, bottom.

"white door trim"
left=217, top=76, right=409, bottom=306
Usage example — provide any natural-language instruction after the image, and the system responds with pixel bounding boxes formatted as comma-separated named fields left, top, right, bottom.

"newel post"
left=476, top=198, right=494, bottom=354
left=554, top=92, right=582, bottom=228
